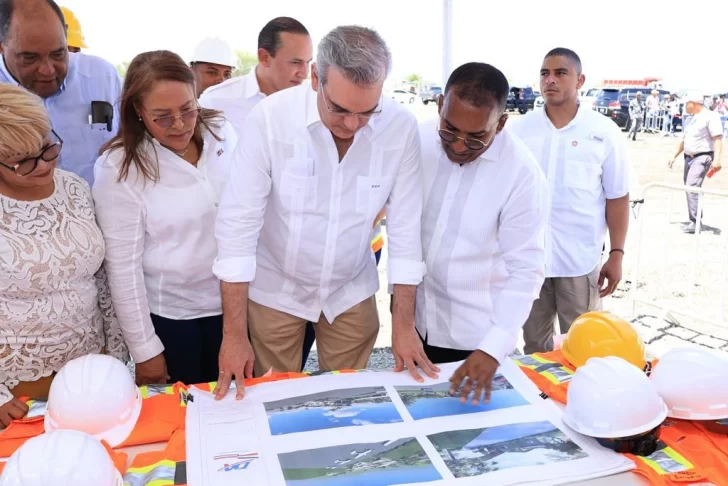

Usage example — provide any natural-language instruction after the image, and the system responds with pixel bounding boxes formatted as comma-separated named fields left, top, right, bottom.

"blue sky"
left=61, top=0, right=726, bottom=92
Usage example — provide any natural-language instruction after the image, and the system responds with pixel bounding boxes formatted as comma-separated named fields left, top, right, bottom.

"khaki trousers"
left=522, top=266, right=602, bottom=355
left=248, top=296, right=379, bottom=376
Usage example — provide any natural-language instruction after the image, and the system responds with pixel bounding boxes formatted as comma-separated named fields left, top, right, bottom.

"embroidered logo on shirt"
left=589, top=134, right=604, bottom=143
left=217, top=148, right=224, bottom=157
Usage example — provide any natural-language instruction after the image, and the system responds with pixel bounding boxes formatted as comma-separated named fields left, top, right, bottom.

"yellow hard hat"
left=561, top=311, right=646, bottom=370
left=60, top=7, right=88, bottom=49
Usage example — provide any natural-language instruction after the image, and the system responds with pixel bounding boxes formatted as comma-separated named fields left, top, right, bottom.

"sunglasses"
left=144, top=107, right=201, bottom=129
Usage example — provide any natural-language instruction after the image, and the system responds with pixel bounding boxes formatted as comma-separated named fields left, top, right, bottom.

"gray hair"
left=316, top=25, right=391, bottom=86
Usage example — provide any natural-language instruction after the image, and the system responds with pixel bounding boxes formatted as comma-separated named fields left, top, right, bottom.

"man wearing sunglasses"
left=213, top=26, right=433, bottom=400
left=418, top=62, right=548, bottom=405
left=0, top=0, right=122, bottom=186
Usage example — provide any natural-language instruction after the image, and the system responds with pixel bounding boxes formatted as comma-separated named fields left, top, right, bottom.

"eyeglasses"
left=320, top=84, right=382, bottom=120
left=437, top=128, right=490, bottom=151
left=147, top=107, right=201, bottom=129
left=0, top=130, right=63, bottom=176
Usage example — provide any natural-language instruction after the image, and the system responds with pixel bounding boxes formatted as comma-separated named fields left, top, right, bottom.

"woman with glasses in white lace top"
left=93, top=50, right=237, bottom=386
left=0, top=84, right=128, bottom=427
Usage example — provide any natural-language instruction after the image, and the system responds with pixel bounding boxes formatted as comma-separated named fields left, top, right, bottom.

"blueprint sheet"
left=185, top=359, right=634, bottom=486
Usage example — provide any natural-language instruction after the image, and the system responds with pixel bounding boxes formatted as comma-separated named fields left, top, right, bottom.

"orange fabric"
left=0, top=415, right=45, bottom=458
left=101, top=440, right=129, bottom=475
left=116, top=382, right=188, bottom=448
left=123, top=430, right=187, bottom=485
left=694, top=421, right=728, bottom=458
left=625, top=420, right=728, bottom=486
left=513, top=351, right=574, bottom=404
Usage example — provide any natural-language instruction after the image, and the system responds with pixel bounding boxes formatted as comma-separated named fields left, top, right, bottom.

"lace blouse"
left=0, top=170, right=128, bottom=406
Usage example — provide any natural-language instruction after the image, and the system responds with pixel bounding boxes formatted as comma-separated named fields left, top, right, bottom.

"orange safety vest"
left=516, top=351, right=728, bottom=486
left=625, top=419, right=728, bottom=486
left=512, top=351, right=576, bottom=404
left=122, top=430, right=187, bottom=486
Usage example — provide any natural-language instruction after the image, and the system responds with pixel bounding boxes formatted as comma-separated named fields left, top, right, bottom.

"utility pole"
left=442, top=0, right=453, bottom=86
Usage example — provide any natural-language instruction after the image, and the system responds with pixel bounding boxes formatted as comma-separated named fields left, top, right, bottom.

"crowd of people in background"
left=0, top=0, right=723, bottom=426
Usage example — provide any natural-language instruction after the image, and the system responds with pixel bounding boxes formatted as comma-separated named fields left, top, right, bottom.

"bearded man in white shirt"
left=418, top=62, right=548, bottom=403
left=212, top=26, right=438, bottom=400
left=510, top=48, right=631, bottom=354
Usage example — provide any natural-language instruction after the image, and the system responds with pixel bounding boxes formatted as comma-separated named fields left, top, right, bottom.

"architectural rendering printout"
left=185, top=360, right=633, bottom=485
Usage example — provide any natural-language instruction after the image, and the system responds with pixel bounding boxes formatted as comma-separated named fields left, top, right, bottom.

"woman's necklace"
left=173, top=145, right=190, bottom=158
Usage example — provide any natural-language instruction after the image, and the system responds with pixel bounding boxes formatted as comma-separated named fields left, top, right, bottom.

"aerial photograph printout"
left=264, top=386, right=402, bottom=435
left=394, top=374, right=530, bottom=420
left=428, top=421, right=588, bottom=478
left=277, top=437, right=442, bottom=486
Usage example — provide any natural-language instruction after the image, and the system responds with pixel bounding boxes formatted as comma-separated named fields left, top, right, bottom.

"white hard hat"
left=44, top=354, right=142, bottom=448
left=650, top=347, right=728, bottom=420
left=0, top=430, right=122, bottom=486
left=191, top=37, right=236, bottom=68
left=563, top=356, right=667, bottom=438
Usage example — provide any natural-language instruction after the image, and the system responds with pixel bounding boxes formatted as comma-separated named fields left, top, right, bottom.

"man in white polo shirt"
left=418, top=62, right=548, bottom=403
left=668, top=91, right=723, bottom=233
left=199, top=17, right=313, bottom=137
left=212, top=26, right=436, bottom=400
left=510, top=48, right=631, bottom=354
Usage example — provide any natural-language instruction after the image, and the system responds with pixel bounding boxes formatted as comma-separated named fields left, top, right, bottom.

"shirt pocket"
left=563, top=159, right=602, bottom=192
left=278, top=170, right=317, bottom=213
left=356, top=176, right=388, bottom=217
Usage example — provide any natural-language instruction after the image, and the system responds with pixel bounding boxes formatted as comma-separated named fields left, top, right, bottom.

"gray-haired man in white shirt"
left=212, top=26, right=438, bottom=400
left=418, top=62, right=548, bottom=403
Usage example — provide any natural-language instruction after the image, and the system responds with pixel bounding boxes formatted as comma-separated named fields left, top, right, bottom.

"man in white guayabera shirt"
left=418, top=62, right=548, bottom=403
left=212, top=25, right=438, bottom=400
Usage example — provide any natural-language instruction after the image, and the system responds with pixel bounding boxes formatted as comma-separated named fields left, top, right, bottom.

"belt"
left=685, top=151, right=714, bottom=158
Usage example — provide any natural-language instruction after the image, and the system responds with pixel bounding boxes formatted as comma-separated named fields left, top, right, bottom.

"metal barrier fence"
left=641, top=108, right=679, bottom=135
left=629, top=182, right=728, bottom=328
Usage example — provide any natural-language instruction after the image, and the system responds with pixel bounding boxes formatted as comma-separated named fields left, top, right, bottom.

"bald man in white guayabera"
left=212, top=25, right=438, bottom=400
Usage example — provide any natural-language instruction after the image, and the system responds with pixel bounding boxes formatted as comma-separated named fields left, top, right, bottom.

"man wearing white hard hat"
left=668, top=91, right=724, bottom=233
left=190, top=37, right=236, bottom=97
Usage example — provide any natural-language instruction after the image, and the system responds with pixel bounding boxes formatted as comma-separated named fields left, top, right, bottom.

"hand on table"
left=449, top=350, right=499, bottom=405
left=135, top=353, right=169, bottom=385
left=214, top=333, right=255, bottom=401
left=392, top=326, right=439, bottom=383
left=0, top=398, right=29, bottom=428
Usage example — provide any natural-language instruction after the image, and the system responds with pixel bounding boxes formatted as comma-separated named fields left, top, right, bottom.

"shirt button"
left=214, top=203, right=219, bottom=208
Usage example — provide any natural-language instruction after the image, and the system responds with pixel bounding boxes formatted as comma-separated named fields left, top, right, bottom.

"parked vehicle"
left=534, top=96, right=544, bottom=109
left=392, top=89, right=417, bottom=104
left=507, top=87, right=538, bottom=113
left=421, top=86, right=442, bottom=105
left=593, top=87, right=673, bottom=130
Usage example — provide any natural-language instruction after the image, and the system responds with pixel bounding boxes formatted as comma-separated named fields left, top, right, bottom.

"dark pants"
left=684, top=153, right=713, bottom=223
left=300, top=249, right=382, bottom=369
left=150, top=313, right=223, bottom=385
left=417, top=330, right=472, bottom=364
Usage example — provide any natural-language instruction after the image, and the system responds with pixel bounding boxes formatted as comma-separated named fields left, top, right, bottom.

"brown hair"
left=100, top=50, right=224, bottom=182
